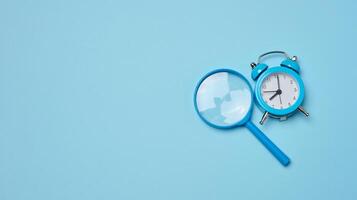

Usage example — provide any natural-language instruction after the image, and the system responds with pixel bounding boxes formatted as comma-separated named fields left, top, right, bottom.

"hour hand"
left=269, top=89, right=282, bottom=101
left=269, top=92, right=279, bottom=100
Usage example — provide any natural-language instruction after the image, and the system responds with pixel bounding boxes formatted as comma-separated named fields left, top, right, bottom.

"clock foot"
left=298, top=106, right=309, bottom=117
left=259, top=111, right=269, bottom=125
left=280, top=116, right=287, bottom=121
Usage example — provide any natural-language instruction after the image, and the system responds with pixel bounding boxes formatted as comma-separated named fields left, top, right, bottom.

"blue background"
left=0, top=0, right=356, bottom=199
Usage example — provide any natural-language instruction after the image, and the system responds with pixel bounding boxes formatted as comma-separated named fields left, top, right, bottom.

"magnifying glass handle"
left=245, top=121, right=290, bottom=166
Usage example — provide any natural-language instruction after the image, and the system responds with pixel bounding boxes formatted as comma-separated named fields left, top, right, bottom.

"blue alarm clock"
left=250, top=51, right=309, bottom=125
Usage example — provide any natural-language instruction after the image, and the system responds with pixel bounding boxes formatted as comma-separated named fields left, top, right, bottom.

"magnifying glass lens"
left=196, top=71, right=252, bottom=127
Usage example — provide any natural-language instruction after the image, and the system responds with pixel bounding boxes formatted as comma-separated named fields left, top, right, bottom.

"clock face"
left=260, top=72, right=300, bottom=110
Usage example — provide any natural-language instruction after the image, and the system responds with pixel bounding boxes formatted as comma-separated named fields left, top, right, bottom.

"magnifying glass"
left=194, top=69, right=290, bottom=166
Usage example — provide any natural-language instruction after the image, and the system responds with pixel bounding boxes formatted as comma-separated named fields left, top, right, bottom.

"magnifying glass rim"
left=194, top=68, right=253, bottom=129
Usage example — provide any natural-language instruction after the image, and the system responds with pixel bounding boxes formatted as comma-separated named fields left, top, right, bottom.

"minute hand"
left=277, top=74, right=281, bottom=89
left=276, top=74, right=283, bottom=104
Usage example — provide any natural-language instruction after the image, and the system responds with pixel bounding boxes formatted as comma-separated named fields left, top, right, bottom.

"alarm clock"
left=250, top=51, right=309, bottom=125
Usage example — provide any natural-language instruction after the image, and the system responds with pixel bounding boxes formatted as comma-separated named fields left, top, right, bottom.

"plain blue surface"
left=0, top=0, right=356, bottom=199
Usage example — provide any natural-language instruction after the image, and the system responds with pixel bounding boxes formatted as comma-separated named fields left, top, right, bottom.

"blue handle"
left=245, top=121, right=290, bottom=166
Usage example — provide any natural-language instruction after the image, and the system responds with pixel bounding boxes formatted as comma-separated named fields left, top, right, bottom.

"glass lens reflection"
left=196, top=72, right=252, bottom=127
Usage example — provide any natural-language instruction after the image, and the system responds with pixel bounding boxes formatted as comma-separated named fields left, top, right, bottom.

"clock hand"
left=276, top=74, right=283, bottom=104
left=263, top=90, right=278, bottom=93
left=269, top=89, right=282, bottom=101
left=269, top=92, right=279, bottom=101
left=277, top=74, right=281, bottom=90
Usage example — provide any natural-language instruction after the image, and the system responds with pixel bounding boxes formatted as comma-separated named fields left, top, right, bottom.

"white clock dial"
left=260, top=73, right=300, bottom=109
